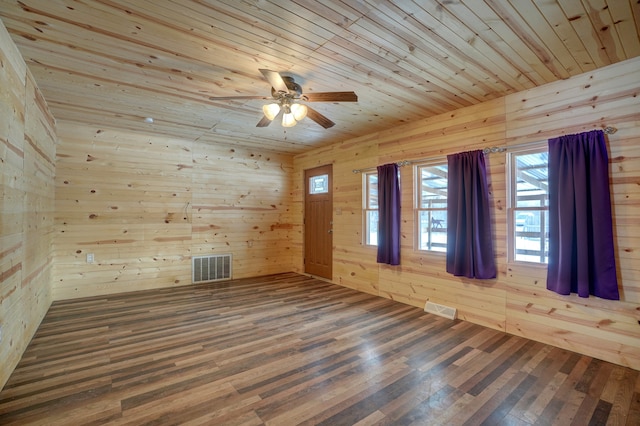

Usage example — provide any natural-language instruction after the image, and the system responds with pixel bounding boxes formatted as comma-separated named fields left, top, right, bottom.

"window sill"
left=507, top=260, right=548, bottom=270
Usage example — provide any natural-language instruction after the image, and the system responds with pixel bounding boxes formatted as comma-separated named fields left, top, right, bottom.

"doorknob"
left=328, top=229, right=333, bottom=233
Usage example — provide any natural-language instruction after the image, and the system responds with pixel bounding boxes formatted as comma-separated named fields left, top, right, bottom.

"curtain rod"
left=352, top=160, right=414, bottom=174
left=480, top=125, right=618, bottom=155
left=352, top=126, right=617, bottom=174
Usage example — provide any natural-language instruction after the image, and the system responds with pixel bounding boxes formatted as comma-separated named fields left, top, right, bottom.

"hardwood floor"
left=1, top=273, right=638, bottom=425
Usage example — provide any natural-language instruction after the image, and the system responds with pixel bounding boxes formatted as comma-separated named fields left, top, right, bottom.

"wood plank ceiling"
left=1, top=0, right=639, bottom=155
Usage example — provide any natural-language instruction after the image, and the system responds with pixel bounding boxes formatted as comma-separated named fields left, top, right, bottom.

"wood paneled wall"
left=503, top=57, right=640, bottom=370
left=54, top=123, right=294, bottom=299
left=293, top=57, right=640, bottom=370
left=0, top=21, right=56, bottom=389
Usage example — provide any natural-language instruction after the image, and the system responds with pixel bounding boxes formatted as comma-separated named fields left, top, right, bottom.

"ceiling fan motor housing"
left=271, top=76, right=302, bottom=98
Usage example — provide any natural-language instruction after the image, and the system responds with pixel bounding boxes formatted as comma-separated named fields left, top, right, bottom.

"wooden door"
left=304, top=165, right=333, bottom=279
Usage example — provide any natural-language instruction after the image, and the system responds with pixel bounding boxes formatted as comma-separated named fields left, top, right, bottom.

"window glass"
left=510, top=149, right=549, bottom=263
left=416, top=163, right=447, bottom=252
left=363, top=172, right=378, bottom=245
left=309, top=174, right=328, bottom=194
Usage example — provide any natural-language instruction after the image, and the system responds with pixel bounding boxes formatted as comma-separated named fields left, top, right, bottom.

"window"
left=508, top=147, right=549, bottom=263
left=309, top=174, right=328, bottom=194
left=363, top=171, right=378, bottom=246
left=415, top=162, right=448, bottom=252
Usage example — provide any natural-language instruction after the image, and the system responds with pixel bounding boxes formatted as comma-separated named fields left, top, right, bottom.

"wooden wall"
left=54, top=123, right=294, bottom=299
left=503, top=57, right=640, bottom=370
left=0, top=21, right=56, bottom=389
left=293, top=57, right=640, bottom=370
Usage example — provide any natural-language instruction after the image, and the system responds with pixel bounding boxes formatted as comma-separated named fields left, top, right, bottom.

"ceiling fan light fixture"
left=282, top=112, right=297, bottom=127
left=211, top=68, right=357, bottom=130
left=262, top=103, right=280, bottom=120
left=291, top=103, right=308, bottom=121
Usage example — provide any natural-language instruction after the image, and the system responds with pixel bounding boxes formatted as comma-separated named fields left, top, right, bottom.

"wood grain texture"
left=293, top=57, right=640, bottom=370
left=0, top=1, right=638, bottom=155
left=2, top=1, right=640, bottom=399
left=503, top=56, right=640, bottom=371
left=0, top=273, right=638, bottom=425
left=0, top=19, right=55, bottom=391
left=53, top=122, right=295, bottom=300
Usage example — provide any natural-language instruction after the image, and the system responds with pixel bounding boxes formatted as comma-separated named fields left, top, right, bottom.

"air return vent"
left=424, top=301, right=457, bottom=320
left=192, top=254, right=232, bottom=283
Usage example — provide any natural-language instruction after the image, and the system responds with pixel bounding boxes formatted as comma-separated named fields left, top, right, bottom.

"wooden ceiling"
left=2, top=1, right=639, bottom=155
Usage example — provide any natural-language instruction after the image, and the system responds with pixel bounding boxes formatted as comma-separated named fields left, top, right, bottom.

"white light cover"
left=290, top=103, right=308, bottom=121
left=282, top=112, right=297, bottom=127
left=262, top=103, right=280, bottom=120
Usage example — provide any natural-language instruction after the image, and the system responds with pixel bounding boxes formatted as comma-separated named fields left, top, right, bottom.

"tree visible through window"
left=416, top=163, right=448, bottom=252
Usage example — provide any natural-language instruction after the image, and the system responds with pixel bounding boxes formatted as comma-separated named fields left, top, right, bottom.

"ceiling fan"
left=209, top=69, right=358, bottom=129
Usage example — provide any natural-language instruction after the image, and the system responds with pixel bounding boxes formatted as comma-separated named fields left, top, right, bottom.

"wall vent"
left=192, top=254, right=232, bottom=283
left=424, top=301, right=457, bottom=320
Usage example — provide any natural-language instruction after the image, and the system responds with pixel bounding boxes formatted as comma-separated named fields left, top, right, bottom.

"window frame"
left=362, top=170, right=378, bottom=246
left=507, top=143, right=549, bottom=265
left=414, top=160, right=448, bottom=253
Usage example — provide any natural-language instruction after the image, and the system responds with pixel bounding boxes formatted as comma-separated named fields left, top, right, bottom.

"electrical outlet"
left=86, top=253, right=94, bottom=263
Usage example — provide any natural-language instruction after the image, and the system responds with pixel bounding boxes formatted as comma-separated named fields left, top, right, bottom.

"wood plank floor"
left=1, top=273, right=639, bottom=425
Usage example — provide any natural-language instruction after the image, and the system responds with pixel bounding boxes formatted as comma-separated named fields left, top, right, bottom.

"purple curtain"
left=446, top=150, right=496, bottom=279
left=547, top=130, right=619, bottom=300
left=377, top=163, right=401, bottom=265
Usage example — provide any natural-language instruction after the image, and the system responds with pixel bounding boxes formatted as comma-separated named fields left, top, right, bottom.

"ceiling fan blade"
left=256, top=115, right=272, bottom=127
left=302, top=92, right=358, bottom=102
left=259, top=69, right=289, bottom=94
left=306, top=106, right=335, bottom=129
left=210, top=95, right=270, bottom=100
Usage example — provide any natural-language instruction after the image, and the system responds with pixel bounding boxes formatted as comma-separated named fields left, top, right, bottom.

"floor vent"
left=424, top=301, right=457, bottom=320
left=192, top=254, right=232, bottom=283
